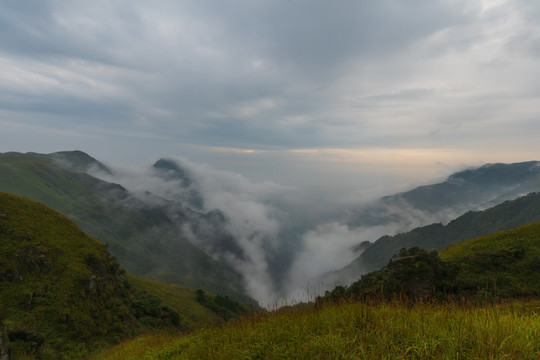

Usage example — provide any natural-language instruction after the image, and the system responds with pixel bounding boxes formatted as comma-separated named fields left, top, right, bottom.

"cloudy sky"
left=1, top=0, right=539, bottom=190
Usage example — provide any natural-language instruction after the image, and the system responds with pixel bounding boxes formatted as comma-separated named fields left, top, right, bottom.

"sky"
left=1, top=0, right=540, bottom=191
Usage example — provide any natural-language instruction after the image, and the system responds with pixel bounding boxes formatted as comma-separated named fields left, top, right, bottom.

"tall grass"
left=93, top=299, right=540, bottom=359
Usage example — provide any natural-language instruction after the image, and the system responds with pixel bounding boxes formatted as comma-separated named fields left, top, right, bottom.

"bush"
left=131, top=293, right=162, bottom=318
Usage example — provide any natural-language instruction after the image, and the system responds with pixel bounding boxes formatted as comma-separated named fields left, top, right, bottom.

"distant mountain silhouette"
left=349, top=161, right=540, bottom=228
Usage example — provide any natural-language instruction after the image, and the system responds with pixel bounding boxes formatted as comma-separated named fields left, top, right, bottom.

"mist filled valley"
left=81, top=154, right=540, bottom=306
left=2, top=150, right=540, bottom=359
left=3, top=151, right=540, bottom=307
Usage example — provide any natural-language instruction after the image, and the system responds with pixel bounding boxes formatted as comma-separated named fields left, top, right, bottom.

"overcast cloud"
left=1, top=0, right=539, bottom=188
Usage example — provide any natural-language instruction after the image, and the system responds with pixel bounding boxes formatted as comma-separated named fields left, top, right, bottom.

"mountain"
left=0, top=152, right=245, bottom=300
left=438, top=221, right=540, bottom=297
left=333, top=192, right=540, bottom=284
left=4, top=151, right=540, bottom=305
left=0, top=191, right=135, bottom=358
left=153, top=158, right=193, bottom=185
left=44, top=150, right=112, bottom=175
left=384, top=161, right=540, bottom=211
left=348, top=161, right=540, bottom=228
left=152, top=158, right=204, bottom=210
left=0, top=191, right=248, bottom=359
left=323, top=221, right=540, bottom=303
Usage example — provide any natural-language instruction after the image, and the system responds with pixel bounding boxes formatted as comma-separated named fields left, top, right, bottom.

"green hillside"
left=324, top=221, right=540, bottom=304
left=439, top=222, right=540, bottom=298
left=0, top=191, right=135, bottom=358
left=0, top=152, right=245, bottom=300
left=337, top=192, right=540, bottom=281
left=0, top=191, right=245, bottom=359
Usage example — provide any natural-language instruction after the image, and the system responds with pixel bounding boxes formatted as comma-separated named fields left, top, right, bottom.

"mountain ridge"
left=0, top=152, right=246, bottom=300
left=332, top=192, right=540, bottom=285
left=0, top=190, right=249, bottom=359
left=3, top=150, right=540, bottom=305
left=349, top=160, right=540, bottom=229
left=322, top=220, right=540, bottom=303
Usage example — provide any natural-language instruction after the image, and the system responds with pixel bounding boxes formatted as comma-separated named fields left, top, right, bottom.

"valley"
left=1, top=152, right=540, bottom=359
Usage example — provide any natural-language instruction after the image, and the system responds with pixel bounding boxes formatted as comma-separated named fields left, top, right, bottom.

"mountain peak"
left=447, top=161, right=540, bottom=185
left=47, top=150, right=111, bottom=174
left=153, top=158, right=192, bottom=186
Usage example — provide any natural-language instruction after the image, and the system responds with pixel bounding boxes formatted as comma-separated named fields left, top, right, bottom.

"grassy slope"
left=439, top=221, right=540, bottom=297
left=126, top=275, right=220, bottom=331
left=440, top=221, right=540, bottom=262
left=95, top=222, right=540, bottom=359
left=93, top=300, right=540, bottom=360
left=0, top=152, right=245, bottom=299
left=0, top=191, right=134, bottom=358
left=0, top=191, right=228, bottom=359
left=344, top=192, right=540, bottom=276
left=330, top=222, right=540, bottom=303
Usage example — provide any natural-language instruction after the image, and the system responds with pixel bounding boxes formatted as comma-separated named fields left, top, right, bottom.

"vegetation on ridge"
left=0, top=191, right=134, bottom=358
left=0, top=152, right=246, bottom=300
left=0, top=191, right=247, bottom=359
left=339, top=192, right=540, bottom=280
left=323, top=222, right=540, bottom=305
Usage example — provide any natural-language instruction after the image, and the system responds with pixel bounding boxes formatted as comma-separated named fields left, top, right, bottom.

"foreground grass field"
left=93, top=299, right=540, bottom=359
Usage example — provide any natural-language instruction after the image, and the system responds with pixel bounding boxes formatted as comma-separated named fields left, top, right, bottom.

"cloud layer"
left=1, top=0, right=539, bottom=179
left=91, top=156, right=505, bottom=306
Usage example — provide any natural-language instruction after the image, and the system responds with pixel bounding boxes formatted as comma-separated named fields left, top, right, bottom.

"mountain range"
left=331, top=192, right=540, bottom=285
left=3, top=150, right=540, bottom=358
left=348, top=161, right=540, bottom=229
left=0, top=152, right=245, bottom=300
left=2, top=151, right=540, bottom=304
left=322, top=220, right=540, bottom=303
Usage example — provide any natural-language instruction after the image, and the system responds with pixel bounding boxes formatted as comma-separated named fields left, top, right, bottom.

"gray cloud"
left=6, top=0, right=537, bottom=154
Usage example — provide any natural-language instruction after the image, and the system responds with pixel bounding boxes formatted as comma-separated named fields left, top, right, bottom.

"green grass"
left=439, top=221, right=540, bottom=262
left=439, top=221, right=540, bottom=298
left=0, top=190, right=134, bottom=358
left=92, top=300, right=540, bottom=359
left=126, top=276, right=221, bottom=331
